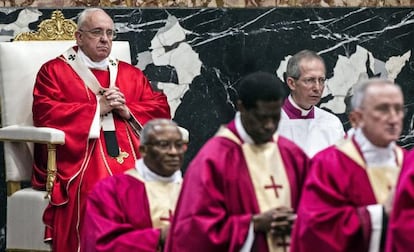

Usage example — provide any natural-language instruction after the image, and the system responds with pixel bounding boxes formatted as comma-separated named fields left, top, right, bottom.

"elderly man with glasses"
left=31, top=8, right=170, bottom=252
left=291, top=78, right=406, bottom=252
left=81, top=119, right=187, bottom=252
left=278, top=49, right=344, bottom=157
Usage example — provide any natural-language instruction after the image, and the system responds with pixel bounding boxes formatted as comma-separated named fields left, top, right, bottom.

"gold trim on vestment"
left=126, top=169, right=182, bottom=229
left=336, top=139, right=403, bottom=204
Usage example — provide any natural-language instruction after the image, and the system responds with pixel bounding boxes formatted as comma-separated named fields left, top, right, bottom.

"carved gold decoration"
left=45, top=143, right=58, bottom=198
left=14, top=10, right=76, bottom=41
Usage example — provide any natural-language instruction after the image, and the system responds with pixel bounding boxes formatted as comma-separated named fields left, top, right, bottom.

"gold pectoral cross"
left=115, top=150, right=129, bottom=164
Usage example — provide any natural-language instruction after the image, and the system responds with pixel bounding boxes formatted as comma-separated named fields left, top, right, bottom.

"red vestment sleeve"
left=291, top=147, right=375, bottom=252
left=32, top=58, right=99, bottom=194
left=81, top=175, right=161, bottom=252
left=386, top=152, right=414, bottom=252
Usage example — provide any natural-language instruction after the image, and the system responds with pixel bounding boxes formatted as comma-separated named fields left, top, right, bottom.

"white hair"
left=351, top=78, right=399, bottom=109
left=77, top=8, right=112, bottom=30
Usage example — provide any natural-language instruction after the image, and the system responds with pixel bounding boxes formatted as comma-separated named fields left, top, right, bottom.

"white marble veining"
left=146, top=15, right=202, bottom=118
left=0, top=8, right=41, bottom=41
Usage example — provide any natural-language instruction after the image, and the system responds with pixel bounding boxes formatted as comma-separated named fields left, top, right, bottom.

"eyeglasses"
left=146, top=140, right=187, bottom=152
left=79, top=28, right=116, bottom=40
left=371, top=104, right=405, bottom=116
left=293, top=77, right=326, bottom=86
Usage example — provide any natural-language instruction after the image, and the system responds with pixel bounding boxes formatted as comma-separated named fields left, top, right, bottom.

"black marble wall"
left=1, top=7, right=414, bottom=251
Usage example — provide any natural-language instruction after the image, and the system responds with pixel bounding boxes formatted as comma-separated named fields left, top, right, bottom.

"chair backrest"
left=0, top=14, right=132, bottom=185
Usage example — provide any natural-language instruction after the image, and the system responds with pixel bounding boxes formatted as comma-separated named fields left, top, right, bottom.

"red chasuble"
left=81, top=170, right=181, bottom=252
left=31, top=48, right=170, bottom=252
left=165, top=120, right=309, bottom=252
left=386, top=151, right=414, bottom=252
left=291, top=139, right=405, bottom=252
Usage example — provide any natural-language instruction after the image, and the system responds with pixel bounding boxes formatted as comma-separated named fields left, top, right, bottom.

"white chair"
left=0, top=11, right=131, bottom=251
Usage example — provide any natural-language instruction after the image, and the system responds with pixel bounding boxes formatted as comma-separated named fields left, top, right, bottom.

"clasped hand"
left=99, top=87, right=130, bottom=119
left=253, top=206, right=296, bottom=237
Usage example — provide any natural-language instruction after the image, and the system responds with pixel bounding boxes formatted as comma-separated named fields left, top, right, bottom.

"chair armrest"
left=0, top=125, right=65, bottom=198
left=0, top=125, right=65, bottom=144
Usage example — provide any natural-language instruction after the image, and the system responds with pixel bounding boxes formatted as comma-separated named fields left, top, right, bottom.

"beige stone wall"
left=1, top=0, right=413, bottom=7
